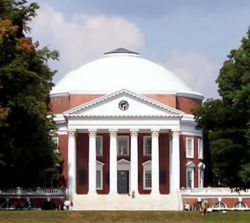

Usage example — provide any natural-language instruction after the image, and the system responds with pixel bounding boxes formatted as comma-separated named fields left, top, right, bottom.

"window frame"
left=96, top=135, right=103, bottom=156
left=117, top=135, right=130, bottom=156
left=198, top=162, right=205, bottom=188
left=142, top=160, right=152, bottom=190
left=186, top=168, right=194, bottom=188
left=213, top=201, right=227, bottom=209
left=198, top=167, right=204, bottom=188
left=144, top=170, right=152, bottom=190
left=186, top=137, right=194, bottom=158
left=52, top=137, right=59, bottom=154
left=186, top=162, right=195, bottom=188
left=96, top=161, right=104, bottom=190
left=234, top=201, right=247, bottom=209
left=198, top=138, right=203, bottom=159
left=143, top=136, right=152, bottom=156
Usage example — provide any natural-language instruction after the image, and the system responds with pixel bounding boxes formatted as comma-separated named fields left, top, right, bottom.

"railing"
left=0, top=187, right=66, bottom=197
left=181, top=187, right=250, bottom=196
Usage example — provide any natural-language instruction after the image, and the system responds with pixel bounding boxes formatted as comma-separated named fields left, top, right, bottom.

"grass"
left=0, top=211, right=250, bottom=223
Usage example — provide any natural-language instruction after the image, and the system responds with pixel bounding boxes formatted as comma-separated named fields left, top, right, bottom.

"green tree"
left=193, top=27, right=250, bottom=189
left=0, top=0, right=61, bottom=188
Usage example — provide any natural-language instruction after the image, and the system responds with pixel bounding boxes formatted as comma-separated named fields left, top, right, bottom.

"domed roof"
left=50, top=48, right=203, bottom=99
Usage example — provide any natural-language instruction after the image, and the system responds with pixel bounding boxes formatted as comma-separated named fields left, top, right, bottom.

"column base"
left=151, top=191, right=160, bottom=196
left=88, top=191, right=98, bottom=196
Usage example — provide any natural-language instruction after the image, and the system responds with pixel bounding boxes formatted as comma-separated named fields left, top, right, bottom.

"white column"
left=170, top=130, right=180, bottom=193
left=169, top=133, right=173, bottom=192
left=68, top=129, right=77, bottom=194
left=88, top=129, right=97, bottom=194
left=151, top=129, right=160, bottom=195
left=130, top=129, right=138, bottom=195
left=109, top=129, right=118, bottom=194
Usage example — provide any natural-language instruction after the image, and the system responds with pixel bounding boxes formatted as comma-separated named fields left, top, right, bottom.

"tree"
left=0, top=0, right=61, bottom=188
left=193, top=27, right=250, bottom=189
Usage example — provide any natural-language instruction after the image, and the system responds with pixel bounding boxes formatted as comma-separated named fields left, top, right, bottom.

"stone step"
left=72, top=193, right=181, bottom=210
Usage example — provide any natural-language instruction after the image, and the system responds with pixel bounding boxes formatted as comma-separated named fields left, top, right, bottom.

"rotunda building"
left=51, top=48, right=205, bottom=210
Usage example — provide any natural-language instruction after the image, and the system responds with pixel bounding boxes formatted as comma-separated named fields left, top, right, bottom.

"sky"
left=28, top=0, right=250, bottom=99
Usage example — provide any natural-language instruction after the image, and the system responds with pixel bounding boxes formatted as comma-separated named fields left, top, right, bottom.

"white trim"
left=176, top=92, right=204, bottom=100
left=142, top=160, right=152, bottom=190
left=50, top=90, right=203, bottom=101
left=117, top=135, right=130, bottom=156
left=186, top=137, right=194, bottom=158
left=198, top=138, right=203, bottom=159
left=96, top=136, right=103, bottom=156
left=143, top=136, right=152, bottom=156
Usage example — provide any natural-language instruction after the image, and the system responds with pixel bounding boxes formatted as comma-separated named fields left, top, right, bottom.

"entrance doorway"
left=117, top=170, right=129, bottom=194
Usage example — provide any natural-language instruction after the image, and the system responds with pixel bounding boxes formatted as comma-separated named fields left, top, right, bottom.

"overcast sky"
left=28, top=0, right=250, bottom=99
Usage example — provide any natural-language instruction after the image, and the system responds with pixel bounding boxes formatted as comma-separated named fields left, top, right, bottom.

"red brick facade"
left=51, top=94, right=202, bottom=115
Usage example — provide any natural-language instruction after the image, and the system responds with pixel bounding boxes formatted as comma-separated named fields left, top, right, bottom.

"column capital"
left=172, top=130, right=180, bottom=137
left=151, top=129, right=160, bottom=137
left=68, top=129, right=76, bottom=137
left=130, top=129, right=139, bottom=137
left=88, top=129, right=97, bottom=137
left=109, top=129, right=118, bottom=137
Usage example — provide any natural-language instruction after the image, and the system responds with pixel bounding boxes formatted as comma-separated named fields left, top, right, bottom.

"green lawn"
left=0, top=211, right=250, bottom=223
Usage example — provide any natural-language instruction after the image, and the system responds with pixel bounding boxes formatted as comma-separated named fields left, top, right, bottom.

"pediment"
left=117, top=159, right=130, bottom=165
left=142, top=160, right=151, bottom=166
left=64, top=89, right=184, bottom=118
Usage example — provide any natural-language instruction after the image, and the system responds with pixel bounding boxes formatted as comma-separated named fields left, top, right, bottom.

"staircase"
left=72, top=192, right=181, bottom=210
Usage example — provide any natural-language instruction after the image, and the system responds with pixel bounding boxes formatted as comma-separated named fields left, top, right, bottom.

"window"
left=198, top=163, right=205, bottom=188
left=117, top=136, right=129, bottom=156
left=213, top=201, right=226, bottom=209
left=52, top=137, right=59, bottom=153
left=234, top=201, right=247, bottom=209
left=96, top=161, right=104, bottom=190
left=198, top=168, right=204, bottom=188
left=198, top=138, right=203, bottom=159
left=186, top=137, right=194, bottom=158
left=96, top=136, right=103, bottom=156
left=186, top=162, right=195, bottom=188
left=142, top=160, right=151, bottom=190
left=143, top=136, right=152, bottom=156
left=144, top=170, right=152, bottom=189
left=186, top=169, right=194, bottom=188
left=96, top=170, right=102, bottom=190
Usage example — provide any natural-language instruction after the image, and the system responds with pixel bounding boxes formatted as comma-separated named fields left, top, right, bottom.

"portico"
left=63, top=89, right=184, bottom=199
left=67, top=127, right=181, bottom=196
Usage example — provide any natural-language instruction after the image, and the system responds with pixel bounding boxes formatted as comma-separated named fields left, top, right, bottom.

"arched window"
left=198, top=163, right=205, bottom=188
left=234, top=201, right=247, bottom=209
left=0, top=201, right=15, bottom=210
left=213, top=201, right=226, bottom=209
left=186, top=162, right=195, bottom=188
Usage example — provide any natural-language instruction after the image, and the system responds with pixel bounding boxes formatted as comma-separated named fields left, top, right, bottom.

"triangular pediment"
left=64, top=89, right=184, bottom=118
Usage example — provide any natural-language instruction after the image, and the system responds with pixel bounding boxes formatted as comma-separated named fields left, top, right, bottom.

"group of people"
left=184, top=199, right=209, bottom=215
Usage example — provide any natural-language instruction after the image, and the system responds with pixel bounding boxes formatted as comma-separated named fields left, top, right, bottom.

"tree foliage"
left=0, top=0, right=61, bottom=188
left=193, top=27, right=250, bottom=189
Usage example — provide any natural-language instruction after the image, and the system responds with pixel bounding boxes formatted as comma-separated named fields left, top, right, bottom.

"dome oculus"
left=119, top=100, right=129, bottom=111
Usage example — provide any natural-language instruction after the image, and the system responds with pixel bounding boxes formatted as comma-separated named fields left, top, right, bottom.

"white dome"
left=51, top=48, right=203, bottom=99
